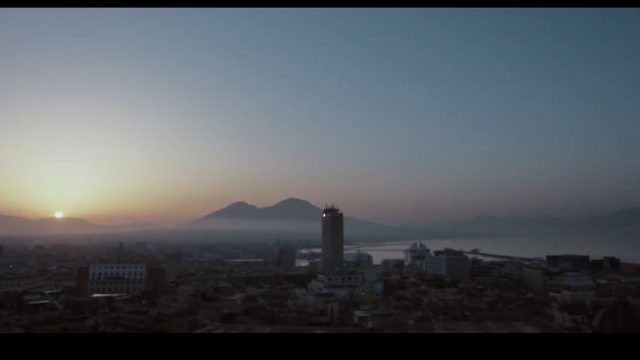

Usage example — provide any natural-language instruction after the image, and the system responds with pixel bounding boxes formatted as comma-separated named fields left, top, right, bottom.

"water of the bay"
left=298, top=236, right=640, bottom=265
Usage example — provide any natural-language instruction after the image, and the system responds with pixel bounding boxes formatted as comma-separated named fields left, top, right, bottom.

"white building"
left=308, top=272, right=364, bottom=299
left=549, top=272, right=595, bottom=289
left=548, top=272, right=596, bottom=305
left=405, top=242, right=431, bottom=267
left=549, top=289, right=596, bottom=305
left=89, top=264, right=146, bottom=295
left=344, top=251, right=373, bottom=268
left=307, top=266, right=384, bottom=299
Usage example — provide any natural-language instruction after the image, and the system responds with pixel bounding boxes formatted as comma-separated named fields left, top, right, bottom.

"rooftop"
left=322, top=206, right=341, bottom=214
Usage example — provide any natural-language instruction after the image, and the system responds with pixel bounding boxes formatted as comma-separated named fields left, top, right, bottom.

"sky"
left=0, top=9, right=639, bottom=226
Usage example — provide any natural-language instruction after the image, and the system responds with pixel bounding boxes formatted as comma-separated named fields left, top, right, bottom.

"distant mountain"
left=0, top=215, right=110, bottom=236
left=187, top=197, right=414, bottom=240
left=585, top=207, right=640, bottom=227
left=201, top=201, right=262, bottom=219
left=0, top=214, right=38, bottom=235
left=197, top=198, right=322, bottom=221
left=581, top=207, right=640, bottom=236
left=413, top=207, right=640, bottom=239
left=260, top=198, right=323, bottom=220
left=4, top=204, right=639, bottom=240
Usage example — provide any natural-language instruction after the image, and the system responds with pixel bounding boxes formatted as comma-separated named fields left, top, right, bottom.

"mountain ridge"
left=0, top=214, right=109, bottom=236
left=2, top=203, right=639, bottom=239
left=187, top=198, right=412, bottom=239
left=197, top=197, right=323, bottom=222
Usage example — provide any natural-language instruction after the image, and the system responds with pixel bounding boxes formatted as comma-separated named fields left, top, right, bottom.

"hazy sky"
left=1, top=9, right=639, bottom=225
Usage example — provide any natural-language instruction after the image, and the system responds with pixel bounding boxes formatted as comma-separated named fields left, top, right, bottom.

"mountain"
left=5, top=203, right=638, bottom=240
left=585, top=207, right=640, bottom=227
left=0, top=215, right=109, bottom=236
left=200, top=201, right=262, bottom=219
left=187, top=197, right=414, bottom=240
left=582, top=207, right=640, bottom=236
left=0, top=214, right=38, bottom=235
left=36, top=217, right=108, bottom=234
left=260, top=198, right=323, bottom=220
left=197, top=198, right=323, bottom=221
left=412, top=207, right=640, bottom=239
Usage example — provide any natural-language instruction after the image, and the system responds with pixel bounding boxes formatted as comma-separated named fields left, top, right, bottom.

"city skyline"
left=1, top=9, right=640, bottom=226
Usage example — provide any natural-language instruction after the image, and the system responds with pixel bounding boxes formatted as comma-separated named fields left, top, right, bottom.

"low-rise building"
left=308, top=271, right=364, bottom=299
left=549, top=289, right=596, bottom=306
left=89, top=263, right=146, bottom=295
left=546, top=255, right=590, bottom=272
left=344, top=251, right=373, bottom=268
left=276, top=248, right=297, bottom=269
left=426, top=249, right=471, bottom=283
left=548, top=272, right=596, bottom=306
left=521, top=265, right=548, bottom=294
left=381, top=259, right=404, bottom=273
left=404, top=242, right=431, bottom=268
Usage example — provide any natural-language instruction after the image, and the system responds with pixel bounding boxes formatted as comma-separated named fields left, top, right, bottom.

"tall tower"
left=321, top=206, right=344, bottom=273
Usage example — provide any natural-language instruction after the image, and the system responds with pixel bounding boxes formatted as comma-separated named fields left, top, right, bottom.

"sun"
left=54, top=211, right=64, bottom=219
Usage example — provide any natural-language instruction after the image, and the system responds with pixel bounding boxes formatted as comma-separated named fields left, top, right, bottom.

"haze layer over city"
left=1, top=9, right=639, bottom=333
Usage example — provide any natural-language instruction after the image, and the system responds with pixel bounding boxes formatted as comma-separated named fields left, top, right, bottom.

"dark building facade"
left=75, top=266, right=90, bottom=297
left=546, top=255, right=591, bottom=272
left=591, top=257, right=621, bottom=274
left=321, top=206, right=344, bottom=273
left=146, top=264, right=168, bottom=297
left=276, top=248, right=297, bottom=269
